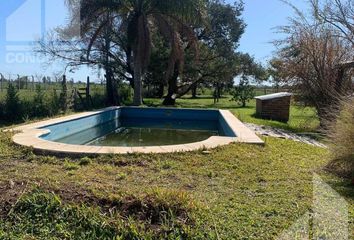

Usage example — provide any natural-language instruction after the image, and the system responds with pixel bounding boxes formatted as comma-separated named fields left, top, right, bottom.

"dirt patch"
left=50, top=185, right=193, bottom=225
left=245, top=123, right=326, bottom=147
left=0, top=180, right=195, bottom=228
left=0, top=181, right=28, bottom=218
left=118, top=195, right=191, bottom=224
left=325, top=158, right=354, bottom=180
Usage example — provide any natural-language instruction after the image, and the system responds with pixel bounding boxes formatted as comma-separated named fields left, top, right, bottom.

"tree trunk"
left=163, top=62, right=179, bottom=106
left=191, top=84, right=197, bottom=99
left=133, top=60, right=143, bottom=106
left=105, top=67, right=119, bottom=106
left=213, top=87, right=217, bottom=104
left=157, top=83, right=164, bottom=98
left=103, top=15, right=119, bottom=107
left=214, top=83, right=220, bottom=103
left=217, top=83, right=222, bottom=99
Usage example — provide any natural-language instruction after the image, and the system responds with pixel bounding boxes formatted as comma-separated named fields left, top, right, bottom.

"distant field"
left=0, top=85, right=279, bottom=100
left=0, top=84, right=104, bottom=101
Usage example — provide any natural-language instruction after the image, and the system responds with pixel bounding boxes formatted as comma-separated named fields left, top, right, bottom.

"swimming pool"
left=12, top=107, right=264, bottom=155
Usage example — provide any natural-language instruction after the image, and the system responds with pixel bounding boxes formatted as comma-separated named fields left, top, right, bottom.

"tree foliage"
left=162, top=0, right=247, bottom=105
left=311, top=0, right=354, bottom=47
left=39, top=0, right=261, bottom=106
left=274, top=1, right=353, bottom=125
left=66, top=0, right=206, bottom=106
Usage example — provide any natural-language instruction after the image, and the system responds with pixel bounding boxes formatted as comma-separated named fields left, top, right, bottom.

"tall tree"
left=72, top=0, right=206, bottom=106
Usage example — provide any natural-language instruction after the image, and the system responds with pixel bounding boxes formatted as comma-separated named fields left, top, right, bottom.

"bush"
left=4, top=84, right=22, bottom=121
left=91, top=92, right=106, bottom=109
left=49, top=89, right=60, bottom=116
left=327, top=98, right=354, bottom=178
left=230, top=77, right=255, bottom=107
left=32, top=85, right=49, bottom=117
left=72, top=91, right=82, bottom=111
left=0, top=101, right=4, bottom=120
left=59, top=78, right=68, bottom=112
left=119, top=83, right=133, bottom=104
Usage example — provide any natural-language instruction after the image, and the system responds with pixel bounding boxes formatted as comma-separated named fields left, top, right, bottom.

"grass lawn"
left=0, top=97, right=352, bottom=239
left=0, top=132, right=352, bottom=239
left=145, top=96, right=320, bottom=133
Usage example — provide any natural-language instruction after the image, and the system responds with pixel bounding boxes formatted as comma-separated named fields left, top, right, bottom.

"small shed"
left=255, top=92, right=293, bottom=122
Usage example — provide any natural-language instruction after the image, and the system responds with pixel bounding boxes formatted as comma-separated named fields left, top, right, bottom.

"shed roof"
left=255, top=92, right=293, bottom=101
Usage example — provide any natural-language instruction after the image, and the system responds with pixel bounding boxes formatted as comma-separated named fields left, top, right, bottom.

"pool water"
left=87, top=127, right=218, bottom=147
left=54, top=118, right=220, bottom=147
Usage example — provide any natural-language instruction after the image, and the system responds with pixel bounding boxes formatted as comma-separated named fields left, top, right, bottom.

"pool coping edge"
left=10, top=107, right=264, bottom=155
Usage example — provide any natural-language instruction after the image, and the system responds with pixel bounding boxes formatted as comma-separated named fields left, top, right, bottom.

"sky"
left=0, top=0, right=309, bottom=82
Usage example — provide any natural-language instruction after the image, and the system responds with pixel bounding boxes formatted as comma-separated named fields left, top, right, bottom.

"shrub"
left=49, top=89, right=60, bottom=116
left=32, top=85, right=49, bottom=117
left=59, top=77, right=68, bottom=112
left=230, top=77, right=255, bottom=107
left=4, top=84, right=22, bottom=121
left=72, top=91, right=82, bottom=111
left=119, top=83, right=133, bottom=104
left=91, top=92, right=106, bottom=109
left=0, top=101, right=4, bottom=120
left=327, top=98, right=354, bottom=178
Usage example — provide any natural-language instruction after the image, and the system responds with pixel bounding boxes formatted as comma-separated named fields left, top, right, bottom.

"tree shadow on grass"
left=227, top=105, right=254, bottom=110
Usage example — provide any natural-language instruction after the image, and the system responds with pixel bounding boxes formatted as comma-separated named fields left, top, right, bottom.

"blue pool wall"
left=41, top=108, right=121, bottom=141
left=218, top=114, right=237, bottom=137
left=40, top=107, right=237, bottom=141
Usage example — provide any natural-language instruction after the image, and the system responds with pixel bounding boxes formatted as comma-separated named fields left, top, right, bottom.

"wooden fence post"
left=86, top=76, right=93, bottom=108
left=17, top=74, right=20, bottom=90
left=60, top=75, right=68, bottom=112
left=86, top=76, right=90, bottom=99
left=31, top=76, right=35, bottom=91
left=0, top=73, right=3, bottom=92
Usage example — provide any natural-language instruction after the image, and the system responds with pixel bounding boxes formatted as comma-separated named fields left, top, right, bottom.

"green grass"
left=1, top=88, right=319, bottom=133
left=145, top=96, right=320, bottom=133
left=0, top=94, right=350, bottom=239
left=0, top=129, right=352, bottom=239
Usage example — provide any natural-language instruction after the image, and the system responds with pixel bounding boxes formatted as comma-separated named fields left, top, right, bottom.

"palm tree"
left=68, top=0, right=206, bottom=106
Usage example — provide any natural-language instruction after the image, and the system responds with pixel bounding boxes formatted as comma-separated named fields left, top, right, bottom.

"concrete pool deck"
left=11, top=107, right=264, bottom=155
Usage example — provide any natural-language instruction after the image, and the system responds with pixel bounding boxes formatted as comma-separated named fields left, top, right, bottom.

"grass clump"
left=0, top=188, right=203, bottom=240
left=327, top=98, right=354, bottom=178
left=63, top=160, right=80, bottom=171
left=0, top=189, right=118, bottom=240
left=79, top=157, right=92, bottom=166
